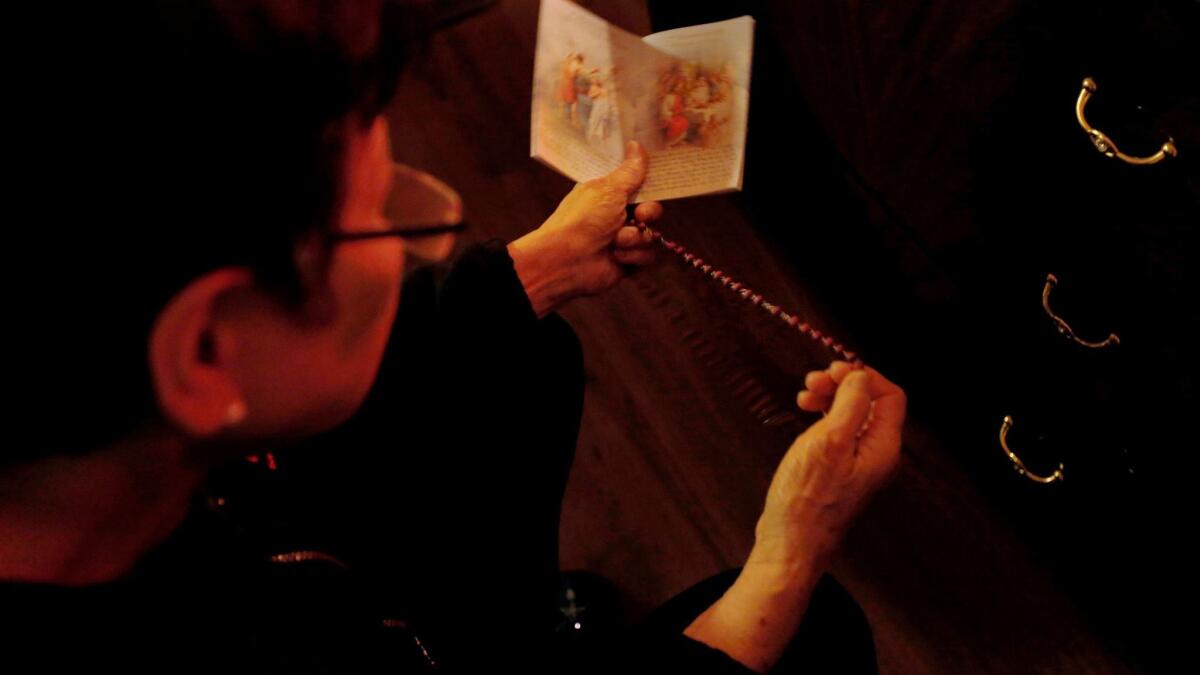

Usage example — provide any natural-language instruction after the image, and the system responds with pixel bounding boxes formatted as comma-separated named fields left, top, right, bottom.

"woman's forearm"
left=683, top=555, right=823, bottom=672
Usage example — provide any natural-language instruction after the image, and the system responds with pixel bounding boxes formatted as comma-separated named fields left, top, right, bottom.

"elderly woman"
left=2, top=2, right=903, bottom=673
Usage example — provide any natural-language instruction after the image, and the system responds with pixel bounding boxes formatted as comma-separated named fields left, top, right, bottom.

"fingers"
left=613, top=223, right=657, bottom=271
left=614, top=225, right=654, bottom=248
left=604, top=141, right=648, bottom=197
left=849, top=367, right=905, bottom=437
left=821, top=371, right=872, bottom=454
left=821, top=361, right=906, bottom=448
left=633, top=200, right=663, bottom=223
left=613, top=246, right=655, bottom=267
left=804, top=370, right=837, bottom=397
left=861, top=370, right=906, bottom=444
left=797, top=362, right=904, bottom=419
left=826, top=362, right=901, bottom=399
left=827, top=360, right=857, bottom=385
left=797, top=369, right=836, bottom=412
left=796, top=390, right=828, bottom=412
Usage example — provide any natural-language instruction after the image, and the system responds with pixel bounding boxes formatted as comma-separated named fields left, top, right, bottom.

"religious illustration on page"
left=531, top=0, right=754, bottom=202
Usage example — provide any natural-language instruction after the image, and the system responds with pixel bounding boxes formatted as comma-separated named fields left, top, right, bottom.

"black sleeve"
left=431, top=238, right=540, bottom=343
left=619, top=632, right=759, bottom=674
left=365, top=237, right=540, bottom=410
left=394, top=243, right=758, bottom=673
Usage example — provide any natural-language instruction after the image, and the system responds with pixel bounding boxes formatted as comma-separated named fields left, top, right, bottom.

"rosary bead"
left=641, top=224, right=861, bottom=365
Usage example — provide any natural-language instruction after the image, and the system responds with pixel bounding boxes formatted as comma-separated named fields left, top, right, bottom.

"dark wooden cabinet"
left=650, top=1, right=1198, bottom=670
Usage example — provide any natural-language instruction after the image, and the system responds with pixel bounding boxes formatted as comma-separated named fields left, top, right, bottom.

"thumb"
left=604, top=141, right=648, bottom=197
left=821, top=371, right=872, bottom=457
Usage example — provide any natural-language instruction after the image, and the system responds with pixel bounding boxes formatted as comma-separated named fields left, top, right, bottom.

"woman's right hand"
left=683, top=363, right=904, bottom=671
left=750, top=362, right=906, bottom=571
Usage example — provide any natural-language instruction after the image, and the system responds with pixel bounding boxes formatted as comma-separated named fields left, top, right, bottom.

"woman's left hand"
left=508, top=141, right=662, bottom=317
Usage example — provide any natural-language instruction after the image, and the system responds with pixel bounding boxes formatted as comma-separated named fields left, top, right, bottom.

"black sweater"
left=2, top=241, right=752, bottom=674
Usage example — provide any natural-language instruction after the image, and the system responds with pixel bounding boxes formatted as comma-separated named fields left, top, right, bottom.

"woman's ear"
left=148, top=267, right=254, bottom=438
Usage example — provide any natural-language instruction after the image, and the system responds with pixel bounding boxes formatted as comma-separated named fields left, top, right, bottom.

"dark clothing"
left=639, top=569, right=879, bottom=674
left=3, top=242, right=875, bottom=673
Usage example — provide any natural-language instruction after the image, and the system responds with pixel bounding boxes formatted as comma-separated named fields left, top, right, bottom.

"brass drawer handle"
left=1076, top=77, right=1178, bottom=165
left=1042, top=274, right=1120, bottom=349
left=1000, top=415, right=1064, bottom=484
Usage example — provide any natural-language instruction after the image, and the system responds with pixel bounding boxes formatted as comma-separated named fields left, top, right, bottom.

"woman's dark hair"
left=10, top=1, right=423, bottom=462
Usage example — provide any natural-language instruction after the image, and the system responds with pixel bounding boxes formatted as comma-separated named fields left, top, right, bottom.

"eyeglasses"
left=327, top=162, right=465, bottom=262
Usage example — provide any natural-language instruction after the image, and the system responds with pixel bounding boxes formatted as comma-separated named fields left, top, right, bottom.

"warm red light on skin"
left=0, top=116, right=407, bottom=586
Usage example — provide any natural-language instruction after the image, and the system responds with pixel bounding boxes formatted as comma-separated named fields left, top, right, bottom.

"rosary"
left=633, top=220, right=875, bottom=435
left=633, top=221, right=862, bottom=367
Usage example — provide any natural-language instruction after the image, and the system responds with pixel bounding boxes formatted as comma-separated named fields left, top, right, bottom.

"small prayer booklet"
left=531, top=0, right=754, bottom=202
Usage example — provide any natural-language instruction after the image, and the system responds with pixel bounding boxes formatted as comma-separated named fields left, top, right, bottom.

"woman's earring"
left=225, top=400, right=247, bottom=427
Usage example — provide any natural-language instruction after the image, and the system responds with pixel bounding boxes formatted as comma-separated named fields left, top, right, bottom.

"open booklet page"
left=531, top=0, right=753, bottom=202
left=629, top=16, right=754, bottom=202
left=530, top=0, right=625, bottom=182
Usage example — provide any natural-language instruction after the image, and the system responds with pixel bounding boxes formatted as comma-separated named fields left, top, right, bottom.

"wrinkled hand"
left=508, top=141, right=662, bottom=317
left=750, top=362, right=906, bottom=571
left=683, top=362, right=905, bottom=672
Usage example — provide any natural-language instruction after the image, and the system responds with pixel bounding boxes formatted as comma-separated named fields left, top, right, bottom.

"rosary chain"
left=634, top=222, right=862, bottom=366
